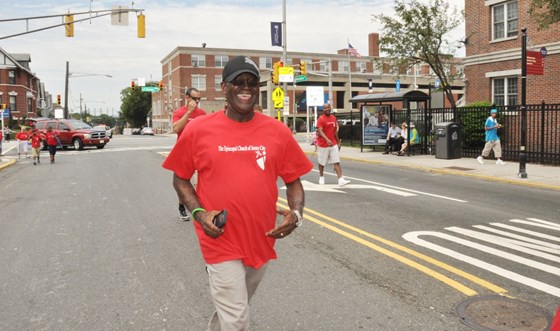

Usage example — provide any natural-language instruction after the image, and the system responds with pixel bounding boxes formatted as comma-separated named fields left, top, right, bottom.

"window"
left=192, top=54, right=205, bottom=67
left=492, top=77, right=517, bottom=106
left=9, top=95, right=16, bottom=110
left=215, top=75, right=222, bottom=90
left=27, top=98, right=32, bottom=114
left=191, top=75, right=206, bottom=90
left=492, top=1, right=517, bottom=40
left=215, top=55, right=228, bottom=68
left=47, top=121, right=57, bottom=130
left=59, top=122, right=70, bottom=130
left=319, top=61, right=328, bottom=72
left=338, top=61, right=349, bottom=73
left=357, top=61, right=367, bottom=73
left=259, top=57, right=272, bottom=69
left=8, top=70, right=15, bottom=84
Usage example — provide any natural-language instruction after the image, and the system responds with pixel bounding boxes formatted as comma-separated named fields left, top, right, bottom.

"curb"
left=304, top=151, right=560, bottom=191
left=0, top=159, right=16, bottom=171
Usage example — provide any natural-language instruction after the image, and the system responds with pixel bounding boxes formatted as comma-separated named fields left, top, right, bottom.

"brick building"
left=152, top=33, right=465, bottom=133
left=463, top=0, right=560, bottom=105
left=0, top=48, right=50, bottom=124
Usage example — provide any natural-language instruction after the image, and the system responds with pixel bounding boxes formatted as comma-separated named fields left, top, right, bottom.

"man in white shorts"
left=316, top=103, right=350, bottom=186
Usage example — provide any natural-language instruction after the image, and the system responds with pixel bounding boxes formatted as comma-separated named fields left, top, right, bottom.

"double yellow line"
left=277, top=198, right=507, bottom=297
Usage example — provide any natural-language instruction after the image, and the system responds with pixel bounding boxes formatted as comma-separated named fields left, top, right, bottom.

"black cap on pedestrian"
left=222, top=56, right=260, bottom=82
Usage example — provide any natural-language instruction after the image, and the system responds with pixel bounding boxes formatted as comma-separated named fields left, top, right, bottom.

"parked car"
left=140, top=127, right=154, bottom=135
left=132, top=128, right=141, bottom=135
left=93, top=125, right=113, bottom=138
left=31, top=118, right=110, bottom=150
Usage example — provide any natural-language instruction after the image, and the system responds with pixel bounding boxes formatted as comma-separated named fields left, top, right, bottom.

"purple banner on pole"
left=270, top=22, right=282, bottom=47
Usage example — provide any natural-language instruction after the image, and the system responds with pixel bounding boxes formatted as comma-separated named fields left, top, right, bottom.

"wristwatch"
left=292, top=210, right=303, bottom=227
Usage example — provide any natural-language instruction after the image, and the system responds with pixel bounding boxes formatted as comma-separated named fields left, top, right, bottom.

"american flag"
left=348, top=43, right=361, bottom=57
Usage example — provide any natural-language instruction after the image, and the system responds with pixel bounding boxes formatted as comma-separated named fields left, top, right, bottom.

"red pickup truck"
left=32, top=118, right=110, bottom=150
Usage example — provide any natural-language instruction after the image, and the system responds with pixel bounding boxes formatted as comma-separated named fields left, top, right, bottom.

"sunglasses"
left=188, top=96, right=202, bottom=102
left=229, top=78, right=259, bottom=88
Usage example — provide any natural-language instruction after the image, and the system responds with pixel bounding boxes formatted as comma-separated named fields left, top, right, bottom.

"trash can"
left=435, top=122, right=461, bottom=159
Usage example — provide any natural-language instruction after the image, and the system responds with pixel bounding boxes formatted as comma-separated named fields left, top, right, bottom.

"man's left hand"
left=265, top=209, right=298, bottom=239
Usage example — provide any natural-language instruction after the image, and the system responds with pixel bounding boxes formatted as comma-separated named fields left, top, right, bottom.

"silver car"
left=93, top=125, right=113, bottom=138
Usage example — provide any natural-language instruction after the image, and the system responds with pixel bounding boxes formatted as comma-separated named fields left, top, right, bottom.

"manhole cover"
left=456, top=295, right=552, bottom=331
left=445, top=166, right=475, bottom=171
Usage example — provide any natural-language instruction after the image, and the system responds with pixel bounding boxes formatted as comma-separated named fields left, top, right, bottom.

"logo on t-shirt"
left=218, top=145, right=267, bottom=171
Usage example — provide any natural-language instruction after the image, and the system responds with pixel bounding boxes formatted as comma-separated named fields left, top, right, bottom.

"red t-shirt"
left=316, top=114, right=338, bottom=148
left=45, top=131, right=58, bottom=146
left=29, top=133, right=43, bottom=148
left=172, top=106, right=206, bottom=138
left=162, top=111, right=313, bottom=268
left=15, top=131, right=29, bottom=141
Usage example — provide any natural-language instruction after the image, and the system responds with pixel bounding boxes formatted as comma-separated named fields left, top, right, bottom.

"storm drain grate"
left=445, top=166, right=475, bottom=171
left=456, top=295, right=552, bottom=331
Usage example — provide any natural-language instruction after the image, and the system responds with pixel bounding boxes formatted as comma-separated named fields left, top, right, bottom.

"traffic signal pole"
left=64, top=61, right=70, bottom=119
left=282, top=0, right=288, bottom=125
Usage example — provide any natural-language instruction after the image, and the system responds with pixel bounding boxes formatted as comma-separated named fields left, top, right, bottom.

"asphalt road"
left=0, top=135, right=558, bottom=330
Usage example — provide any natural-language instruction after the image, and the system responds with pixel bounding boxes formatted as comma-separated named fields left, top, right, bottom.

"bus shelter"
left=349, top=90, right=430, bottom=154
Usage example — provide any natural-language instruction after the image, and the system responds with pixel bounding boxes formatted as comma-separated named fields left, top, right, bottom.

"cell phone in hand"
left=212, top=210, right=227, bottom=228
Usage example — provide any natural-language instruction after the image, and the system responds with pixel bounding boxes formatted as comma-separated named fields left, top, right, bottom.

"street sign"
left=272, top=87, right=284, bottom=109
left=283, top=96, right=290, bottom=115
left=526, top=50, right=544, bottom=75
left=295, top=75, right=307, bottom=83
left=141, top=86, right=160, bottom=92
left=396, top=79, right=401, bottom=92
left=306, top=86, right=324, bottom=106
left=279, top=66, right=294, bottom=83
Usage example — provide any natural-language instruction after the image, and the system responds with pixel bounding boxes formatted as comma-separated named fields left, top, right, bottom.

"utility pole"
left=64, top=61, right=69, bottom=119
left=282, top=0, right=288, bottom=125
left=519, top=28, right=528, bottom=178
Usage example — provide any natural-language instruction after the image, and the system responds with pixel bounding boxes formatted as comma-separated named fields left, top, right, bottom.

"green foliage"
left=120, top=83, right=153, bottom=128
left=458, top=101, right=492, bottom=149
left=373, top=0, right=464, bottom=108
left=529, top=0, right=560, bottom=29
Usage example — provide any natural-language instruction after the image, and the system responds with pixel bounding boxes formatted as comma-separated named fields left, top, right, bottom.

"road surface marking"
left=281, top=180, right=416, bottom=196
left=403, top=218, right=560, bottom=298
left=309, top=169, right=467, bottom=202
left=277, top=198, right=506, bottom=296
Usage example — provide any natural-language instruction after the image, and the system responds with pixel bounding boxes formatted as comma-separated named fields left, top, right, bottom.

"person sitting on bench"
left=383, top=122, right=403, bottom=154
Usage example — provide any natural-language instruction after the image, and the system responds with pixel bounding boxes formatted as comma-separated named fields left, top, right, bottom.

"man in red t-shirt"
left=29, top=128, right=44, bottom=165
left=15, top=128, right=30, bottom=159
left=163, top=56, right=312, bottom=330
left=172, top=87, right=206, bottom=221
left=316, top=103, right=350, bottom=186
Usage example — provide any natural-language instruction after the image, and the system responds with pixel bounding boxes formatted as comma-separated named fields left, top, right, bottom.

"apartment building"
left=153, top=33, right=465, bottom=133
left=463, top=0, right=560, bottom=105
left=0, top=47, right=49, bottom=123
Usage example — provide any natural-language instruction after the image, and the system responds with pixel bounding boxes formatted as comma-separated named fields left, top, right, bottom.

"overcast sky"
left=1, top=0, right=464, bottom=117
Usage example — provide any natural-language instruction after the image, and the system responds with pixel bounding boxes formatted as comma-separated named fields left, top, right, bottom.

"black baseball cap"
left=222, top=56, right=260, bottom=82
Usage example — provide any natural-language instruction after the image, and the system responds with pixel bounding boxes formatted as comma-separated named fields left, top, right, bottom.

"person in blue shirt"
left=477, top=106, right=506, bottom=165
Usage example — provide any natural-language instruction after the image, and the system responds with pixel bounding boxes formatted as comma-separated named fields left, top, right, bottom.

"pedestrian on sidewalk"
left=15, top=128, right=30, bottom=159
left=45, top=127, right=59, bottom=164
left=172, top=87, right=207, bottom=222
left=477, top=106, right=506, bottom=165
left=163, top=56, right=313, bottom=330
left=29, top=129, right=43, bottom=165
left=316, top=103, right=350, bottom=186
left=3, top=126, right=12, bottom=142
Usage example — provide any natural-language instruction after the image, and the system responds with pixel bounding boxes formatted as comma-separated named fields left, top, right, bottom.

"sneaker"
left=178, top=204, right=190, bottom=221
left=338, top=178, right=350, bottom=187
left=33, top=161, right=36, bottom=165
left=496, top=159, right=506, bottom=165
left=319, top=176, right=325, bottom=185
left=477, top=156, right=484, bottom=165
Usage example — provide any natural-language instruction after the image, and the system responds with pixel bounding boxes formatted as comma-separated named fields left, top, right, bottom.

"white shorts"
left=17, top=141, right=28, bottom=153
left=317, top=146, right=340, bottom=166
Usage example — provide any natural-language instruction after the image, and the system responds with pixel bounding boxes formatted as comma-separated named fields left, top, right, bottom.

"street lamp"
left=63, top=61, right=112, bottom=119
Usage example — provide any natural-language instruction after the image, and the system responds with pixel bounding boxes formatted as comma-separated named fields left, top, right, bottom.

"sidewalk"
left=294, top=134, right=560, bottom=191
left=0, top=140, right=18, bottom=170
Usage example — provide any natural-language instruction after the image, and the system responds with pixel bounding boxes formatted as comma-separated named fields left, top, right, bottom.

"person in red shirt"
left=316, top=103, right=350, bottom=186
left=45, top=127, right=59, bottom=164
left=15, top=128, right=30, bottom=159
left=171, top=87, right=206, bottom=222
left=28, top=128, right=44, bottom=165
left=163, top=56, right=312, bottom=330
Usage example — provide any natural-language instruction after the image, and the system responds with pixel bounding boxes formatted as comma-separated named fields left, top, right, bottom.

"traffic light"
left=300, top=61, right=307, bottom=76
left=158, top=80, right=163, bottom=90
left=137, top=13, right=146, bottom=38
left=272, top=61, right=283, bottom=85
left=56, top=95, right=61, bottom=105
left=0, top=104, right=6, bottom=109
left=65, top=14, right=74, bottom=37
left=131, top=81, right=135, bottom=91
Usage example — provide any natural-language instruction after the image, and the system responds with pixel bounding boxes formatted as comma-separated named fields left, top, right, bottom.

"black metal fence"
left=338, top=102, right=560, bottom=166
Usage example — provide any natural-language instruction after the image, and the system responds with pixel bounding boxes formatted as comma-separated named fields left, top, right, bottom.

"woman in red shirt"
left=15, top=128, right=30, bottom=159
left=29, top=129, right=44, bottom=165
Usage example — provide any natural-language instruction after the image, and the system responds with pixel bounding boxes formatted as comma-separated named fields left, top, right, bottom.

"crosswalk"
left=403, top=218, right=560, bottom=297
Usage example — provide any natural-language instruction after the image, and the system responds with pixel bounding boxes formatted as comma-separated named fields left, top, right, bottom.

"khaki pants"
left=206, top=260, right=268, bottom=331
left=481, top=140, right=502, bottom=158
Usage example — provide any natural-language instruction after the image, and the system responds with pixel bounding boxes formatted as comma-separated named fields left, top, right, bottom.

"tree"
left=119, top=83, right=153, bottom=128
left=373, top=0, right=463, bottom=110
left=530, top=0, right=560, bottom=29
